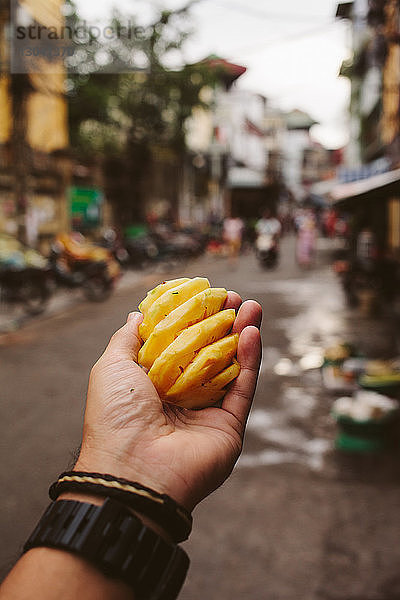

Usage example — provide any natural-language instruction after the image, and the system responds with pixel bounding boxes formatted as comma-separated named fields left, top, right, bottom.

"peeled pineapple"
left=137, top=277, right=240, bottom=408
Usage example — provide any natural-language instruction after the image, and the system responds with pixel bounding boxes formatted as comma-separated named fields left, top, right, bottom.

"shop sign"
left=337, top=157, right=390, bottom=184
left=69, top=186, right=103, bottom=229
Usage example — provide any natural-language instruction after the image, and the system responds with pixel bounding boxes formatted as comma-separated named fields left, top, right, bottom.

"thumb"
left=106, top=312, right=144, bottom=362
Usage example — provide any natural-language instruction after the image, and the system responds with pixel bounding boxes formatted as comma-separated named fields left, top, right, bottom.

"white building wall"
left=216, top=88, right=266, bottom=172
left=343, top=0, right=370, bottom=167
left=185, top=106, right=214, bottom=154
left=353, top=0, right=369, bottom=47
left=187, top=83, right=267, bottom=173
left=281, top=129, right=310, bottom=201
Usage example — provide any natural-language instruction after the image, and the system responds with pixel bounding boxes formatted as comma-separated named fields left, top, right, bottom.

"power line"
left=204, top=0, right=333, bottom=24
left=220, top=21, right=343, bottom=57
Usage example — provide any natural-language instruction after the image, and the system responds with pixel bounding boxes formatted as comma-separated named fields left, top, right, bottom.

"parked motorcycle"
left=334, top=258, right=400, bottom=311
left=50, top=233, right=121, bottom=302
left=125, top=234, right=159, bottom=269
left=255, top=233, right=279, bottom=269
left=125, top=226, right=204, bottom=269
left=0, top=233, right=50, bottom=315
left=97, top=228, right=130, bottom=268
left=149, top=226, right=204, bottom=264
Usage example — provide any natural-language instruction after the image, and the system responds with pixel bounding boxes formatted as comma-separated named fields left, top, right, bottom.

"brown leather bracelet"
left=49, top=471, right=192, bottom=543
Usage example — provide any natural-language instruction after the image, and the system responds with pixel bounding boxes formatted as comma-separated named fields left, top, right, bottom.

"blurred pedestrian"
left=223, top=215, right=244, bottom=265
left=356, top=226, right=377, bottom=266
left=255, top=209, right=282, bottom=240
left=325, top=208, right=337, bottom=238
left=296, top=211, right=317, bottom=268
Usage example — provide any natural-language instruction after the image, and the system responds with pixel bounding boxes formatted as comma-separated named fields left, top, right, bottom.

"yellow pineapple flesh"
left=149, top=309, right=236, bottom=395
left=137, top=278, right=240, bottom=408
left=166, top=359, right=241, bottom=409
left=138, top=278, right=189, bottom=315
left=138, top=287, right=227, bottom=369
left=166, top=333, right=239, bottom=397
left=139, top=277, right=210, bottom=341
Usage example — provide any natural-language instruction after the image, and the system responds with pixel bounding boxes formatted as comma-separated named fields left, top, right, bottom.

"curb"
left=0, top=269, right=147, bottom=339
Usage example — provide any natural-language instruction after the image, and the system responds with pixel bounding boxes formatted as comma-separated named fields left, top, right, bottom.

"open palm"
left=77, top=293, right=262, bottom=512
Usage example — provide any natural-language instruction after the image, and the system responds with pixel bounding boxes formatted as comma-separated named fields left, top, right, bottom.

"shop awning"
left=227, top=167, right=265, bottom=189
left=331, top=167, right=400, bottom=204
left=309, top=178, right=339, bottom=197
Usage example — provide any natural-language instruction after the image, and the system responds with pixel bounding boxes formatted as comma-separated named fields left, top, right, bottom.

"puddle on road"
left=239, top=448, right=327, bottom=471
left=248, top=275, right=347, bottom=358
left=274, top=357, right=301, bottom=377
left=240, top=273, right=341, bottom=472
left=239, top=388, right=331, bottom=472
left=261, top=346, right=281, bottom=372
left=278, top=312, right=343, bottom=358
left=282, top=386, right=316, bottom=418
left=262, top=348, right=323, bottom=377
left=298, top=351, right=324, bottom=371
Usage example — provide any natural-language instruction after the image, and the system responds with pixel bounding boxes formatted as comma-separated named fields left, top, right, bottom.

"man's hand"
left=76, top=293, right=262, bottom=512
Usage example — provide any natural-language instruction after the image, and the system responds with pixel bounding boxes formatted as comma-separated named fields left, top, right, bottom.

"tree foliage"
left=66, top=1, right=216, bottom=157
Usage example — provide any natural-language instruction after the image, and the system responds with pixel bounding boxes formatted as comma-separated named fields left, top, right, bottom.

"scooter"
left=125, top=235, right=159, bottom=269
left=255, top=233, right=279, bottom=269
left=0, top=265, right=50, bottom=315
left=0, top=232, right=51, bottom=316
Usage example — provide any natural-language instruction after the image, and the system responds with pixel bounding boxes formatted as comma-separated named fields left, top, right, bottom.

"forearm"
left=0, top=492, right=171, bottom=600
left=0, top=547, right=134, bottom=600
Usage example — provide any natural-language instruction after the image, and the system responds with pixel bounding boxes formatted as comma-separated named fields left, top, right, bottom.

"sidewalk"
left=0, top=269, right=144, bottom=335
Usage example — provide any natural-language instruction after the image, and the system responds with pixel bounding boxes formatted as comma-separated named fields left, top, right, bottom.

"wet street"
left=2, top=235, right=400, bottom=599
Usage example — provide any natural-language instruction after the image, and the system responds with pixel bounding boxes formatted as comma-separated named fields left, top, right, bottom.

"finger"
left=222, top=325, right=262, bottom=432
left=224, top=291, right=242, bottom=311
left=232, top=300, right=262, bottom=335
left=106, top=312, right=144, bottom=362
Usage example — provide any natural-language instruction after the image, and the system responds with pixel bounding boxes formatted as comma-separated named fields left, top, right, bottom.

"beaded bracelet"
left=49, top=471, right=192, bottom=543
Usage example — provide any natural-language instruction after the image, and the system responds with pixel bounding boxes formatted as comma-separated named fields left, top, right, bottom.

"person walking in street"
left=223, top=215, right=244, bottom=266
left=296, top=210, right=317, bottom=268
left=0, top=295, right=262, bottom=600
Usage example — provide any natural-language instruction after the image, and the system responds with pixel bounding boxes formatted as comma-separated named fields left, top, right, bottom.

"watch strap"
left=49, top=471, right=193, bottom=543
left=23, top=499, right=189, bottom=600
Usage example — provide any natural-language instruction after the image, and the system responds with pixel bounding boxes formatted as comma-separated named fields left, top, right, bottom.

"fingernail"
left=127, top=311, right=140, bottom=322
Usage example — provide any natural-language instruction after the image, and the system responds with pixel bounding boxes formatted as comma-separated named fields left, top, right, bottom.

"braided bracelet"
left=49, top=471, right=192, bottom=543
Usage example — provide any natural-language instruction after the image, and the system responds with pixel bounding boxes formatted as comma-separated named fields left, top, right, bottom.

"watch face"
left=24, top=499, right=189, bottom=600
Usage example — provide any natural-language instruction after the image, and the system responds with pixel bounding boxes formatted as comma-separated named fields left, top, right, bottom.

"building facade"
left=185, top=57, right=270, bottom=222
left=0, top=0, right=70, bottom=247
left=335, top=0, right=400, bottom=258
left=337, top=0, right=400, bottom=166
left=0, top=0, right=111, bottom=249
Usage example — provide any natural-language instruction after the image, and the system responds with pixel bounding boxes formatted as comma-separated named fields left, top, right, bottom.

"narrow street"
left=1, top=236, right=400, bottom=599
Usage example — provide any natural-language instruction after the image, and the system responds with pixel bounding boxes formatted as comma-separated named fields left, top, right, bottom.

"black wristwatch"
left=23, top=498, right=189, bottom=600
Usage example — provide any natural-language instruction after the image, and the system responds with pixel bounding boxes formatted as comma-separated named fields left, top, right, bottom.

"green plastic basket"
left=332, top=412, right=399, bottom=454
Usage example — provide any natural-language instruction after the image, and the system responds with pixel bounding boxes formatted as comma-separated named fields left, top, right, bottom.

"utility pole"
left=11, top=72, right=32, bottom=243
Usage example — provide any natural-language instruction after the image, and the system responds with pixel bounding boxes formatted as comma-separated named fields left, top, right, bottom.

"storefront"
left=226, top=166, right=280, bottom=220
left=331, top=167, right=400, bottom=257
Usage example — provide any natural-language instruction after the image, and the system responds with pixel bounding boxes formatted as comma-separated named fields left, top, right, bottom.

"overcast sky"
left=75, top=0, right=351, bottom=149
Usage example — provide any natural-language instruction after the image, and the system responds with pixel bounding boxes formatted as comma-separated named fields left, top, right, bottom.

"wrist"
left=51, top=469, right=193, bottom=543
left=74, top=448, right=194, bottom=512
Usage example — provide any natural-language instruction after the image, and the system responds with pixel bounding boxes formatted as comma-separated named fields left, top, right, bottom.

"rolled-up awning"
left=331, top=168, right=400, bottom=204
left=227, top=167, right=265, bottom=189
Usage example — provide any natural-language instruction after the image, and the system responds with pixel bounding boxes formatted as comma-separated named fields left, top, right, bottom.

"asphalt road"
left=2, top=236, right=400, bottom=599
